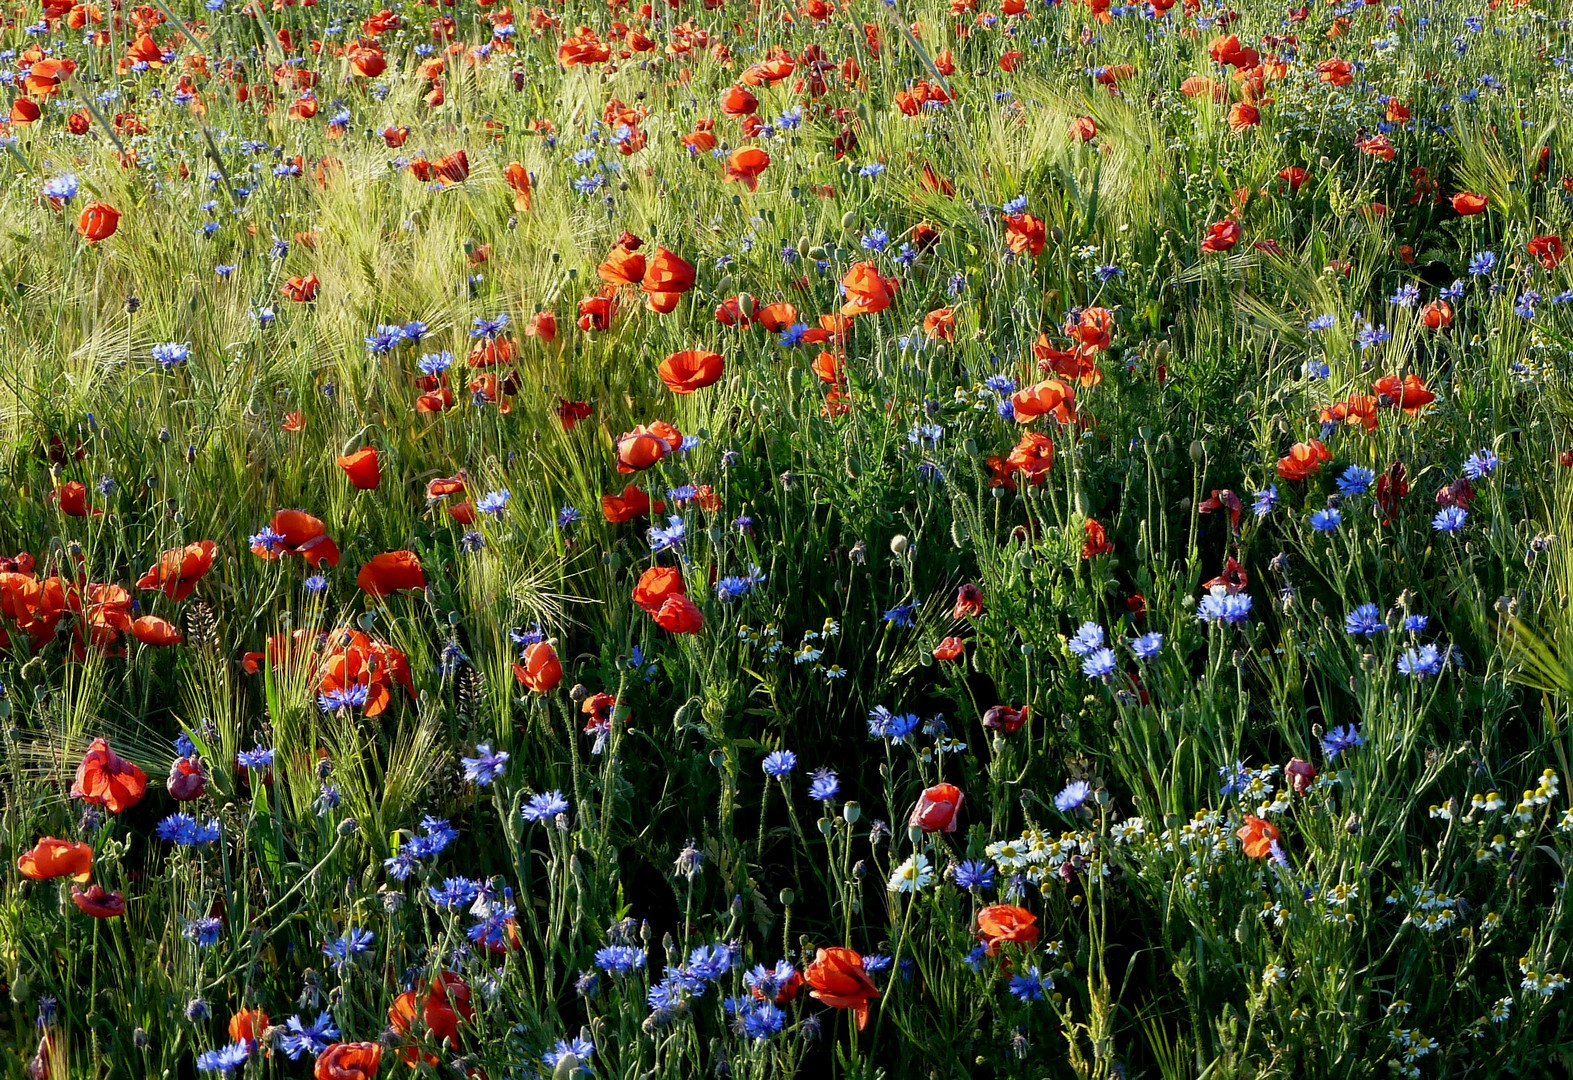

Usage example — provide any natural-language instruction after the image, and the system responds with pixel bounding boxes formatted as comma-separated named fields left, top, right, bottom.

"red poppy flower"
left=642, top=247, right=696, bottom=297
left=982, top=704, right=1027, bottom=733
left=52, top=481, right=101, bottom=517
left=805, top=947, right=879, bottom=1029
left=1005, top=431, right=1056, bottom=482
left=909, top=782, right=963, bottom=832
left=1201, top=219, right=1242, bottom=252
left=337, top=447, right=381, bottom=490
left=17, top=837, right=93, bottom=883
left=77, top=201, right=120, bottom=242
left=356, top=551, right=426, bottom=598
left=281, top=273, right=320, bottom=302
left=953, top=583, right=984, bottom=618
left=229, top=1009, right=269, bottom=1051
left=135, top=540, right=216, bottom=600
left=1275, top=439, right=1331, bottom=481
left=1236, top=814, right=1280, bottom=857
left=658, top=350, right=725, bottom=394
left=653, top=593, right=704, bottom=634
left=514, top=641, right=563, bottom=693
left=131, top=615, right=183, bottom=646
left=314, top=1042, right=382, bottom=1080
left=931, top=635, right=964, bottom=661
left=167, top=755, right=207, bottom=801
left=253, top=510, right=342, bottom=567
left=1003, top=212, right=1046, bottom=256
left=602, top=483, right=653, bottom=523
left=840, top=261, right=898, bottom=317
left=71, top=883, right=125, bottom=918
left=70, top=737, right=148, bottom=814
left=1081, top=519, right=1113, bottom=559
left=616, top=424, right=677, bottom=473
left=1285, top=757, right=1317, bottom=795
left=1420, top=300, right=1452, bottom=329
left=1528, top=234, right=1564, bottom=270
left=1451, top=191, right=1487, bottom=215
left=1371, top=373, right=1435, bottom=413
left=1010, top=379, right=1076, bottom=425
left=977, top=904, right=1040, bottom=954
left=724, top=147, right=771, bottom=190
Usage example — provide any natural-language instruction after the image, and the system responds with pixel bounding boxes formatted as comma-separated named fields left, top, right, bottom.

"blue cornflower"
left=1304, top=359, right=1330, bottom=380
left=763, top=750, right=797, bottom=778
left=984, top=373, right=1017, bottom=396
left=1468, top=250, right=1497, bottom=275
left=417, top=351, right=453, bottom=376
left=1130, top=632, right=1163, bottom=659
left=858, top=162, right=886, bottom=178
left=427, top=876, right=481, bottom=909
left=556, top=505, right=582, bottom=529
left=1068, top=622, right=1105, bottom=657
left=1462, top=449, right=1499, bottom=479
left=418, top=816, right=458, bottom=853
left=1252, top=486, right=1278, bottom=517
left=401, top=320, right=428, bottom=343
left=522, top=790, right=570, bottom=823
left=42, top=174, right=79, bottom=202
left=1003, top=195, right=1028, bottom=213
left=1336, top=465, right=1375, bottom=495
left=364, top=325, right=403, bottom=354
left=648, top=515, right=687, bottom=552
left=778, top=323, right=810, bottom=347
left=542, top=1037, right=596, bottom=1075
left=322, top=927, right=374, bottom=972
left=1403, top=614, right=1429, bottom=634
left=1432, top=506, right=1468, bottom=533
left=1196, top=592, right=1252, bottom=625
left=279, top=1013, right=340, bottom=1060
left=808, top=768, right=840, bottom=801
left=861, top=954, right=893, bottom=974
left=1389, top=284, right=1420, bottom=307
left=953, top=859, right=995, bottom=891
left=471, top=313, right=509, bottom=337
left=1515, top=292, right=1541, bottom=319
left=1440, top=279, right=1465, bottom=301
left=477, top=489, right=510, bottom=515
left=1307, top=314, right=1337, bottom=331
left=1344, top=603, right=1386, bottom=637
left=1008, top=966, right=1047, bottom=1000
left=196, top=1042, right=249, bottom=1075
left=868, top=706, right=921, bottom=742
left=1319, top=724, right=1364, bottom=761
left=248, top=525, right=286, bottom=553
left=151, top=342, right=191, bottom=368
left=1219, top=760, right=1251, bottom=797
left=461, top=744, right=510, bottom=786
left=1356, top=323, right=1390, bottom=350
left=318, top=684, right=370, bottom=713
left=214, top=264, right=236, bottom=278
left=685, top=944, right=734, bottom=985
left=1081, top=647, right=1117, bottom=679
left=183, top=917, right=223, bottom=946
left=237, top=746, right=274, bottom=769
left=1309, top=508, right=1343, bottom=532
left=1095, top=263, right=1124, bottom=282
left=1397, top=644, right=1443, bottom=678
left=595, top=945, right=648, bottom=974
left=1054, top=780, right=1092, bottom=813
left=882, top=603, right=917, bottom=628
left=156, top=813, right=221, bottom=846
left=741, top=1002, right=787, bottom=1039
left=861, top=227, right=890, bottom=252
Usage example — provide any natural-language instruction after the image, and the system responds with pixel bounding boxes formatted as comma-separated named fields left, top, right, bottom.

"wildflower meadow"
left=3, top=0, right=1573, bottom=1074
